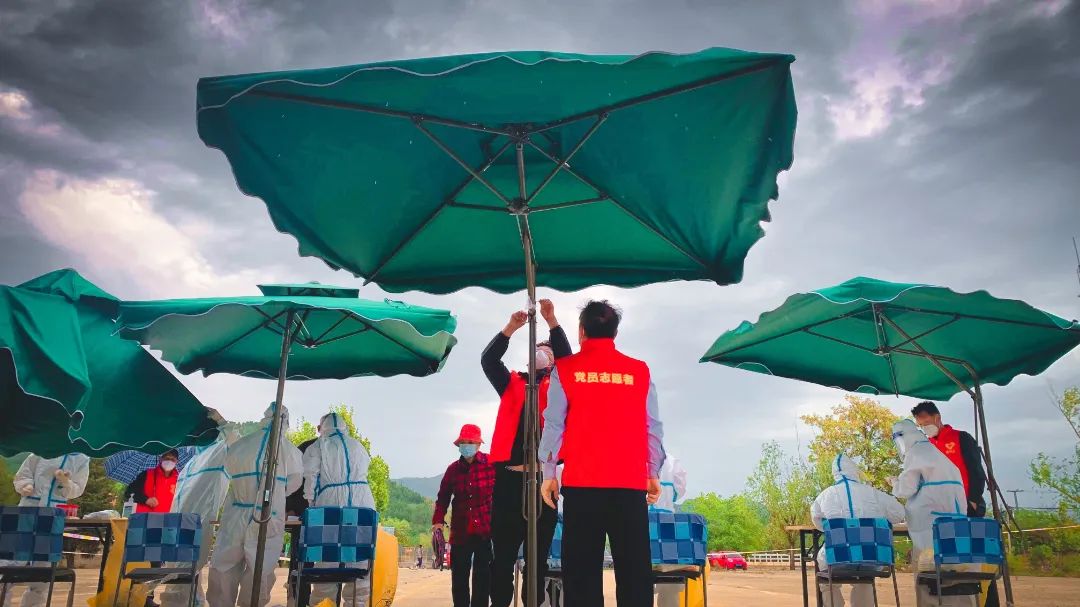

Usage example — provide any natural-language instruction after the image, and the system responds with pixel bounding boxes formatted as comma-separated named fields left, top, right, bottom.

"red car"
left=708, top=551, right=748, bottom=570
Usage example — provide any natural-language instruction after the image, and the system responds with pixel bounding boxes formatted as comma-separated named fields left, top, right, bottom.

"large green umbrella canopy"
left=196, top=47, right=797, bottom=293
left=1, top=270, right=221, bottom=457
left=1, top=285, right=91, bottom=456
left=116, top=283, right=458, bottom=378
left=700, top=276, right=1080, bottom=399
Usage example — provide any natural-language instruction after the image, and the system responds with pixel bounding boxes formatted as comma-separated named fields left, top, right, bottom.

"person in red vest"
left=539, top=300, right=665, bottom=607
left=912, top=400, right=999, bottom=607
left=125, top=449, right=180, bottom=514
left=482, top=298, right=572, bottom=607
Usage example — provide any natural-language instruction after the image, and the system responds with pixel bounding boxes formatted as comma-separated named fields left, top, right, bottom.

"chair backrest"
left=649, top=512, right=707, bottom=566
left=124, top=513, right=202, bottom=565
left=932, top=516, right=1003, bottom=566
left=301, top=506, right=378, bottom=565
left=822, top=518, right=895, bottom=566
left=0, top=506, right=66, bottom=563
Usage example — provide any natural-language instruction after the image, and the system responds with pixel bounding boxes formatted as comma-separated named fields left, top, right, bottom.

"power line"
left=1073, top=237, right=1080, bottom=297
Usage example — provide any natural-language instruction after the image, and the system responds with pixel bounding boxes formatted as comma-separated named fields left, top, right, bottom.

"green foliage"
left=381, top=516, right=425, bottom=548
left=1031, top=387, right=1080, bottom=514
left=801, top=395, right=904, bottom=491
left=746, top=441, right=826, bottom=550
left=386, top=480, right=434, bottom=536
left=73, top=459, right=124, bottom=514
left=287, top=405, right=391, bottom=512
left=0, top=462, right=19, bottom=506
left=4, top=453, right=29, bottom=474
left=682, top=493, right=766, bottom=552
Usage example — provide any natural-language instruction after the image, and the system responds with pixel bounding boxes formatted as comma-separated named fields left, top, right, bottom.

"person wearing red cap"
left=432, top=424, right=496, bottom=607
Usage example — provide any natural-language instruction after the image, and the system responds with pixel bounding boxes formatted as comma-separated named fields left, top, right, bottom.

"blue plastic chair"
left=113, top=513, right=203, bottom=607
left=649, top=512, right=709, bottom=607
left=0, top=506, right=74, bottom=607
left=815, top=518, right=899, bottom=607
left=292, top=507, right=378, bottom=607
left=917, top=516, right=1003, bottom=606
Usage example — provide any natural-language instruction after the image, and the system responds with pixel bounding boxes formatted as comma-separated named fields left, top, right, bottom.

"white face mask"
left=920, top=424, right=940, bottom=438
left=534, top=349, right=552, bottom=369
left=160, top=460, right=177, bottom=472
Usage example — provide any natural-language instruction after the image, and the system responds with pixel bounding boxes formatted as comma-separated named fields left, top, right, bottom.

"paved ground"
left=6, top=566, right=1080, bottom=606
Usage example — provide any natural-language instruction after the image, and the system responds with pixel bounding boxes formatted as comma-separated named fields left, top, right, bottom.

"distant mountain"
left=392, top=474, right=443, bottom=500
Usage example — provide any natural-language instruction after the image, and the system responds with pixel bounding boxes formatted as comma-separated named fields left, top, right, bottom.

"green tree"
left=1031, top=387, right=1080, bottom=513
left=381, top=516, right=422, bottom=548
left=683, top=493, right=767, bottom=552
left=73, top=459, right=124, bottom=514
left=801, top=395, right=903, bottom=491
left=288, top=405, right=391, bottom=512
left=746, top=442, right=824, bottom=550
left=0, top=462, right=20, bottom=506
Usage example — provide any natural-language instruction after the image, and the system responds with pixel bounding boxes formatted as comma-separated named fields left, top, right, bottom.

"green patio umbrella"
left=116, top=282, right=458, bottom=604
left=196, top=47, right=797, bottom=607
left=1, top=284, right=91, bottom=456
left=0, top=269, right=221, bottom=457
left=701, top=276, right=1080, bottom=605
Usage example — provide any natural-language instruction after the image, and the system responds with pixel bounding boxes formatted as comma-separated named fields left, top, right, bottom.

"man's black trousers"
left=561, top=486, right=653, bottom=607
left=451, top=534, right=492, bottom=607
left=490, top=467, right=558, bottom=607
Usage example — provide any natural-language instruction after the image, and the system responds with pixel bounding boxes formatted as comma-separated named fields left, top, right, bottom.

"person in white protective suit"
left=161, top=429, right=241, bottom=607
left=303, top=411, right=377, bottom=607
left=207, top=405, right=303, bottom=607
left=650, top=455, right=688, bottom=607
left=2, top=453, right=90, bottom=607
left=810, top=453, right=905, bottom=607
left=891, top=420, right=972, bottom=607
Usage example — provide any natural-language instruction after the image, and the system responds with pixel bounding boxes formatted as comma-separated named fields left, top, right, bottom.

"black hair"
left=162, top=449, right=180, bottom=459
left=911, top=401, right=940, bottom=417
left=537, top=340, right=552, bottom=348
left=579, top=300, right=621, bottom=338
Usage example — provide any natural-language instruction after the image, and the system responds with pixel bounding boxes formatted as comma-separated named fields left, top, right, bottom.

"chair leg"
left=1, top=581, right=9, bottom=607
left=684, top=578, right=690, bottom=607
left=871, top=579, right=879, bottom=607
left=46, top=567, right=57, bottom=607
left=936, top=569, right=943, bottom=607
left=68, top=578, right=77, bottom=607
left=827, top=574, right=834, bottom=607
left=189, top=572, right=199, bottom=607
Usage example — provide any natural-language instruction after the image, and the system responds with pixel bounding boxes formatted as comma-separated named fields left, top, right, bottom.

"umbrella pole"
left=518, top=136, right=544, bottom=604
left=249, top=310, right=295, bottom=607
left=969, top=379, right=1016, bottom=607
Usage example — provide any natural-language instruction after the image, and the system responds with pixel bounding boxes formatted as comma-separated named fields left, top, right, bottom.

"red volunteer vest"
left=930, top=425, right=970, bottom=497
left=556, top=339, right=650, bottom=490
left=136, top=467, right=177, bottom=513
left=490, top=373, right=550, bottom=463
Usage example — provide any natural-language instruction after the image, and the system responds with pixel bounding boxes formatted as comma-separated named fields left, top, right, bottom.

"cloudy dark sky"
left=2, top=0, right=1078, bottom=507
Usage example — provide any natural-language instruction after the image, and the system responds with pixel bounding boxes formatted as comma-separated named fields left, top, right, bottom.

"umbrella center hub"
left=507, top=197, right=530, bottom=216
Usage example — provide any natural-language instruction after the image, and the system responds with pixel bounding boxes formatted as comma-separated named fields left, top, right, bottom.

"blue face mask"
left=458, top=444, right=479, bottom=458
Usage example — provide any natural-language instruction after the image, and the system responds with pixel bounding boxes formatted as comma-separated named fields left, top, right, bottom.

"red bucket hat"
left=454, top=424, right=483, bottom=445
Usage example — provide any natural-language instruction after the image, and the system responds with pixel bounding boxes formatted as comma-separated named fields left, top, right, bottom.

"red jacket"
left=556, top=339, right=651, bottom=490
left=490, top=373, right=550, bottom=463
left=133, top=467, right=177, bottom=513
left=930, top=425, right=970, bottom=496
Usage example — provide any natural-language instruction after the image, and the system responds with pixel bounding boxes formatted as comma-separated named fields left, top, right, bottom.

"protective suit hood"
left=892, top=419, right=926, bottom=455
left=832, top=453, right=865, bottom=484
left=319, top=411, right=347, bottom=435
left=262, top=403, right=290, bottom=428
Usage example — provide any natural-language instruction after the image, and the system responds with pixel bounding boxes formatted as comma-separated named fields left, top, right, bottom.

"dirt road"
left=7, top=566, right=1078, bottom=606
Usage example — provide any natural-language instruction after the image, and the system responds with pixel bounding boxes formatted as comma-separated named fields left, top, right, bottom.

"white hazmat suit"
left=207, top=406, right=303, bottom=607
left=162, top=430, right=240, bottom=607
left=650, top=455, right=687, bottom=515
left=2, top=453, right=90, bottom=607
left=810, top=454, right=905, bottom=607
left=303, top=412, right=376, bottom=607
left=891, top=420, right=971, bottom=607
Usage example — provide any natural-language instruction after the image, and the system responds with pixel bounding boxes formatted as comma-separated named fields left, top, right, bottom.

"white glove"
left=18, top=484, right=36, bottom=496
left=54, top=469, right=70, bottom=481
left=887, top=476, right=899, bottom=492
